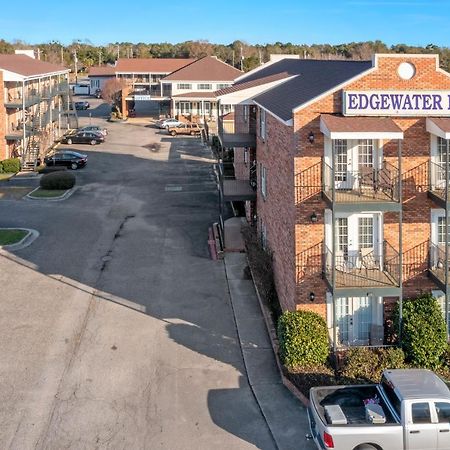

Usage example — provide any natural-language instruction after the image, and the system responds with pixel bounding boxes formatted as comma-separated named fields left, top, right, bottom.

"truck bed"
left=311, top=385, right=398, bottom=426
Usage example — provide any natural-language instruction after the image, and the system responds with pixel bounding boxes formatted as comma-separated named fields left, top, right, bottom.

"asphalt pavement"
left=0, top=99, right=313, bottom=450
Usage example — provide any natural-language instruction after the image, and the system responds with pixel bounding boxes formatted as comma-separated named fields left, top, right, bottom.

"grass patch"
left=29, top=188, right=68, bottom=198
left=0, top=173, right=14, bottom=181
left=0, top=229, right=27, bottom=245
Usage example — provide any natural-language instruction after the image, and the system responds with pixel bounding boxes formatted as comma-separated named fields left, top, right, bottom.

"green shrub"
left=394, top=294, right=447, bottom=369
left=278, top=310, right=329, bottom=368
left=39, top=165, right=67, bottom=174
left=40, top=171, right=76, bottom=190
left=1, top=158, right=20, bottom=173
left=0, top=162, right=3, bottom=173
left=341, top=347, right=405, bottom=382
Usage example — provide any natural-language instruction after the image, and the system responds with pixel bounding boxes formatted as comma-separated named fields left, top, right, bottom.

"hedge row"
left=0, top=158, right=20, bottom=173
left=40, top=171, right=76, bottom=190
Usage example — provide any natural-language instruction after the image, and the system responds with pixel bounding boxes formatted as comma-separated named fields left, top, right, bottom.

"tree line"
left=1, top=39, right=449, bottom=73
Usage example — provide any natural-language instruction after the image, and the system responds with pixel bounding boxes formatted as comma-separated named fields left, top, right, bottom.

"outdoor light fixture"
left=310, top=212, right=318, bottom=223
left=309, top=292, right=316, bottom=302
left=308, top=131, right=315, bottom=143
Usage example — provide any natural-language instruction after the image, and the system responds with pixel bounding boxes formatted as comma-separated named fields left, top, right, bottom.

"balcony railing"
left=323, top=160, right=400, bottom=206
left=323, top=240, right=400, bottom=289
left=218, top=161, right=257, bottom=201
left=429, top=161, right=450, bottom=204
left=429, top=243, right=450, bottom=286
left=218, top=116, right=257, bottom=148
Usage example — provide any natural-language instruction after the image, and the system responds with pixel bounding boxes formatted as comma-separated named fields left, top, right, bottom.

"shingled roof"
left=162, top=56, right=242, bottom=82
left=251, top=59, right=373, bottom=122
left=115, top=58, right=194, bottom=73
left=0, top=54, right=68, bottom=77
left=88, top=66, right=115, bottom=77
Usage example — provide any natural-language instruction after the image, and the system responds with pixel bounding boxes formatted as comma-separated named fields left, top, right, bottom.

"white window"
left=178, top=102, right=192, bottom=114
left=197, top=83, right=212, bottom=90
left=260, top=164, right=267, bottom=199
left=243, top=105, right=249, bottom=123
left=259, top=109, right=266, bottom=141
left=217, top=83, right=231, bottom=90
left=177, top=83, right=192, bottom=90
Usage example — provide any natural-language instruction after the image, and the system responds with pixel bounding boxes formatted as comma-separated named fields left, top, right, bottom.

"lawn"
left=28, top=188, right=68, bottom=198
left=0, top=173, right=14, bottom=181
left=0, top=229, right=28, bottom=246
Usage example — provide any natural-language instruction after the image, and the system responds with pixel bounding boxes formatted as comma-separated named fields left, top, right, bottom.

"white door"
left=335, top=296, right=373, bottom=345
left=433, top=401, right=450, bottom=450
left=333, top=139, right=378, bottom=190
left=406, top=402, right=438, bottom=450
left=434, top=137, right=449, bottom=189
left=335, top=213, right=380, bottom=270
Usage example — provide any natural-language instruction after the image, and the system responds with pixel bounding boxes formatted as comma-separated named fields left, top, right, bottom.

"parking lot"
left=0, top=99, right=311, bottom=450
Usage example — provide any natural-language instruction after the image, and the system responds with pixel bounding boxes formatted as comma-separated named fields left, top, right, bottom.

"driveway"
left=0, top=104, right=311, bottom=449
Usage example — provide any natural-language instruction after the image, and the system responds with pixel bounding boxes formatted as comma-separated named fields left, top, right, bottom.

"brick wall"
left=0, top=70, right=6, bottom=160
left=291, top=55, right=450, bottom=319
left=256, top=108, right=297, bottom=310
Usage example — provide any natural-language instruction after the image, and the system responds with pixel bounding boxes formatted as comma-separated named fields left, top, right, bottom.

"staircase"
left=61, top=90, right=79, bottom=130
left=21, top=134, right=40, bottom=172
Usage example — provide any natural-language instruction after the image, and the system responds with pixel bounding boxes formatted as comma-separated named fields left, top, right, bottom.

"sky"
left=1, top=0, right=449, bottom=47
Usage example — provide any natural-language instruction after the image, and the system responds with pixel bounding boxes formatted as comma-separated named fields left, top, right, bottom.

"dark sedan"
left=44, top=151, right=88, bottom=170
left=61, top=131, right=104, bottom=145
left=75, top=101, right=90, bottom=110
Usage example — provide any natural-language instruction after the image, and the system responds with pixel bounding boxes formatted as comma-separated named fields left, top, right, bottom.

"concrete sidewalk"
left=224, top=253, right=315, bottom=450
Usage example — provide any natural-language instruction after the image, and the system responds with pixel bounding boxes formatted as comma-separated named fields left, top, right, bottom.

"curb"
left=0, top=228, right=39, bottom=251
left=247, top=261, right=311, bottom=408
left=25, top=186, right=77, bottom=202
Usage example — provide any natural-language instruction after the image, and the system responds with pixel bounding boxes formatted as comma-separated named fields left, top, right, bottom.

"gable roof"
left=88, top=66, right=115, bottom=77
left=0, top=54, right=68, bottom=77
left=216, top=71, right=292, bottom=96
left=252, top=59, right=372, bottom=122
left=115, top=58, right=194, bottom=74
left=162, top=56, right=242, bottom=82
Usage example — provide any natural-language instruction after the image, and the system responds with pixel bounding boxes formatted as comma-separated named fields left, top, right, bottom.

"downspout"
left=398, top=139, right=403, bottom=344
left=446, top=138, right=450, bottom=339
left=21, top=80, right=26, bottom=167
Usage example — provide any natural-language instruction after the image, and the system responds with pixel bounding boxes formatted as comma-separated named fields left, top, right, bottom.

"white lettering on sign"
left=134, top=95, right=152, bottom=101
left=343, top=91, right=450, bottom=116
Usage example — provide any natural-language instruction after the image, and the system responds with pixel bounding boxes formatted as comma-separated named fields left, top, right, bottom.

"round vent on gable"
left=398, top=62, right=416, bottom=80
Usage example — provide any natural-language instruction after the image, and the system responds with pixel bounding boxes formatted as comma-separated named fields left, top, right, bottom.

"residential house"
left=216, top=54, right=450, bottom=350
left=87, top=66, right=115, bottom=93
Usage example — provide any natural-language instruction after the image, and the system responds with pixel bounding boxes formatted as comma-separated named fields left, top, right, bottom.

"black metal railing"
left=219, top=161, right=257, bottom=190
left=323, top=240, right=400, bottom=288
left=429, top=161, right=450, bottom=202
left=218, top=116, right=257, bottom=136
left=323, top=160, right=400, bottom=203
left=429, top=242, right=450, bottom=285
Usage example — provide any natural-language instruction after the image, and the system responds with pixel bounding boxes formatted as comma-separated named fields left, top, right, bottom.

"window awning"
left=426, top=118, right=450, bottom=139
left=320, top=114, right=404, bottom=140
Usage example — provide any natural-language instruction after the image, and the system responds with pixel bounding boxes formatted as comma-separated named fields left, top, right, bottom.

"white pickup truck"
left=308, top=369, right=450, bottom=450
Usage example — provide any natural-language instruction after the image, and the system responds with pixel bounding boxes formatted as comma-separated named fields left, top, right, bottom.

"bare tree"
left=102, top=78, right=127, bottom=104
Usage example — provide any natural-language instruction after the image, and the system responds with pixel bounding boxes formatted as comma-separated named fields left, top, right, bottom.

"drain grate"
left=165, top=185, right=183, bottom=192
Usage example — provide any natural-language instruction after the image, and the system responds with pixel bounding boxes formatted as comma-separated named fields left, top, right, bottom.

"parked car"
left=308, top=368, right=450, bottom=450
left=79, top=125, right=108, bottom=136
left=157, top=118, right=184, bottom=129
left=61, top=131, right=104, bottom=145
left=167, top=123, right=203, bottom=136
left=75, top=101, right=90, bottom=110
left=44, top=150, right=88, bottom=170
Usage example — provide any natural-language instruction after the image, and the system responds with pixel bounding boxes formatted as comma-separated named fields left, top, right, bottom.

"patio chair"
left=359, top=247, right=379, bottom=276
left=358, top=166, right=376, bottom=197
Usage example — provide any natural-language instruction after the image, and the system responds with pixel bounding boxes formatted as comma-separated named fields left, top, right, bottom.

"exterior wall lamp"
left=308, top=131, right=315, bottom=143
left=310, top=212, right=318, bottom=223
left=309, top=292, right=316, bottom=302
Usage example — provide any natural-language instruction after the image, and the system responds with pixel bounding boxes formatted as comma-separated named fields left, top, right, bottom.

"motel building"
left=217, top=53, right=450, bottom=350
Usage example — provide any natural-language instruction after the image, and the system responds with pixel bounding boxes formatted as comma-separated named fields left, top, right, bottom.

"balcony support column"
left=397, top=139, right=404, bottom=342
left=21, top=80, right=26, bottom=165
left=446, top=138, right=450, bottom=338
left=331, top=207, right=337, bottom=352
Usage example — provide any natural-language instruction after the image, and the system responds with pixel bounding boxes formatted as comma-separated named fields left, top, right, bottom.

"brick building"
left=217, top=54, right=450, bottom=350
left=0, top=53, right=73, bottom=168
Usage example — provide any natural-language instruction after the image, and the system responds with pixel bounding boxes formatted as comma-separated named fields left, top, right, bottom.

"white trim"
left=320, top=117, right=403, bottom=139
left=426, top=118, right=450, bottom=139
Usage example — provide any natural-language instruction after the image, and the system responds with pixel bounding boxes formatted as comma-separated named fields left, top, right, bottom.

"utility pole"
left=232, top=50, right=235, bottom=67
left=259, top=49, right=262, bottom=65
left=98, top=50, right=102, bottom=66
left=60, top=45, right=64, bottom=65
left=117, top=45, right=120, bottom=61
left=240, top=45, right=243, bottom=71
left=73, top=49, right=78, bottom=84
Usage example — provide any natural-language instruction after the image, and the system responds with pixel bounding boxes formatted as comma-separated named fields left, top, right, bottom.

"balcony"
left=218, top=116, right=256, bottom=148
left=4, top=94, right=41, bottom=108
left=218, top=162, right=257, bottom=202
left=323, top=160, right=401, bottom=212
left=428, top=161, right=450, bottom=207
left=5, top=128, right=30, bottom=141
left=323, top=240, right=401, bottom=296
left=429, top=243, right=450, bottom=288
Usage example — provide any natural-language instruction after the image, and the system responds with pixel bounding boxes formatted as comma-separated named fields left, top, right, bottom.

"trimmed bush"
left=278, top=310, right=329, bottom=368
left=394, top=294, right=447, bottom=369
left=0, top=162, right=3, bottom=173
left=40, top=171, right=76, bottom=190
left=39, top=165, right=67, bottom=174
left=1, top=158, right=20, bottom=173
left=341, top=347, right=405, bottom=382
